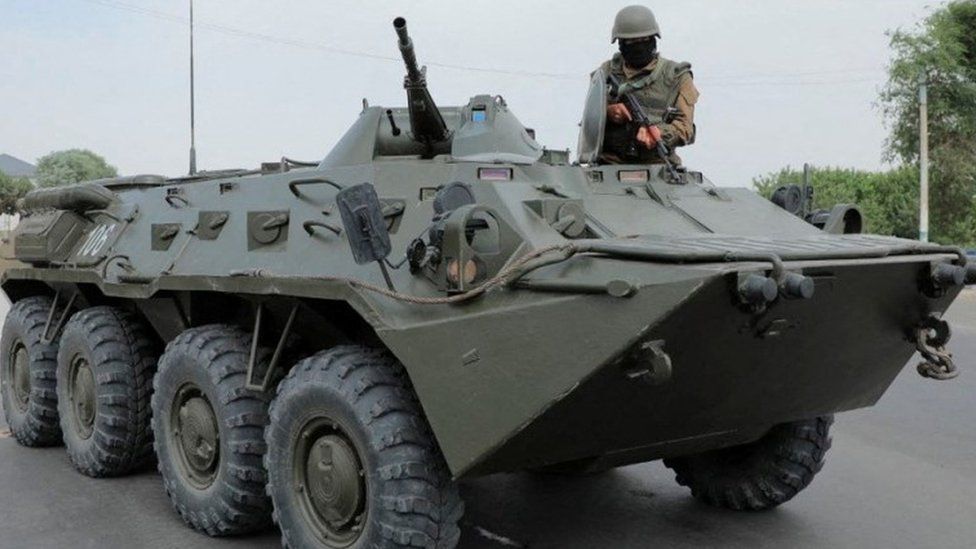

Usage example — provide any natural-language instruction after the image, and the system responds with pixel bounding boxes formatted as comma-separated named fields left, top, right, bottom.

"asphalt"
left=1, top=293, right=975, bottom=549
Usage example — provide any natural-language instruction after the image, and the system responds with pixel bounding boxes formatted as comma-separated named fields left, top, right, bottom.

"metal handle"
left=288, top=177, right=343, bottom=198
left=261, top=213, right=290, bottom=231
left=303, top=221, right=342, bottom=237
left=165, top=195, right=189, bottom=208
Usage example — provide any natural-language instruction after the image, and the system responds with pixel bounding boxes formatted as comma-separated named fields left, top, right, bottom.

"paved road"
left=2, top=294, right=975, bottom=549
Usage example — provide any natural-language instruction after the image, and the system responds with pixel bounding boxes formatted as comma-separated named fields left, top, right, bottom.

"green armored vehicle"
left=0, top=18, right=968, bottom=548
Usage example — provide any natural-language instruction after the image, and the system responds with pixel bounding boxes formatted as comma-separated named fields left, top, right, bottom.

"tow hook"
left=915, top=314, right=958, bottom=380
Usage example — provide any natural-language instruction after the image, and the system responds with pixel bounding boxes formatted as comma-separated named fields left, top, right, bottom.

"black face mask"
left=619, top=37, right=658, bottom=69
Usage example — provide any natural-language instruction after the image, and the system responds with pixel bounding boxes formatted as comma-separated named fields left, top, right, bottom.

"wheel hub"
left=9, top=343, right=30, bottom=412
left=68, top=356, right=96, bottom=439
left=295, top=419, right=367, bottom=546
left=306, top=435, right=363, bottom=528
left=172, top=387, right=219, bottom=488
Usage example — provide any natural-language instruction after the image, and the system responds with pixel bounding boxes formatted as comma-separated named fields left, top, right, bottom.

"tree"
left=35, top=149, right=118, bottom=188
left=879, top=0, right=976, bottom=246
left=0, top=171, right=34, bottom=215
left=754, top=166, right=919, bottom=238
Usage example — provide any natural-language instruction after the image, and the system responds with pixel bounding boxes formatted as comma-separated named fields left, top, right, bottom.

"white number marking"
left=79, top=224, right=115, bottom=257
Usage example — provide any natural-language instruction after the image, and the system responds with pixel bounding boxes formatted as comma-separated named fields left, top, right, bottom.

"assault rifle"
left=607, top=73, right=681, bottom=182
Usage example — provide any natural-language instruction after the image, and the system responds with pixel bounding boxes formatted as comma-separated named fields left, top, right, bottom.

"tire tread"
left=1, top=296, right=63, bottom=447
left=57, top=306, right=158, bottom=477
left=151, top=325, right=272, bottom=536
left=664, top=416, right=833, bottom=511
left=266, top=345, right=463, bottom=549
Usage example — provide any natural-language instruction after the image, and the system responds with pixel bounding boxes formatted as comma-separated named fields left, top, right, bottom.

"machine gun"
left=393, top=17, right=448, bottom=147
left=606, top=73, right=681, bottom=182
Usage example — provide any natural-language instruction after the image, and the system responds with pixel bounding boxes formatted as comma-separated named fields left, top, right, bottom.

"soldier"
left=598, top=5, right=699, bottom=165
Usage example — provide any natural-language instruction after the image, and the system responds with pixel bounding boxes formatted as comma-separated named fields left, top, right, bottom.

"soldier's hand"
left=636, top=125, right=662, bottom=149
left=607, top=103, right=632, bottom=125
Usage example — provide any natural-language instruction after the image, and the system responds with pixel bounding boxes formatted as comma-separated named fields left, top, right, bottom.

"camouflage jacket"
left=598, top=53, right=699, bottom=164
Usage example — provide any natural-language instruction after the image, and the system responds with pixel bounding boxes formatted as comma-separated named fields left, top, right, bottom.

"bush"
left=0, top=171, right=34, bottom=215
left=35, top=149, right=117, bottom=188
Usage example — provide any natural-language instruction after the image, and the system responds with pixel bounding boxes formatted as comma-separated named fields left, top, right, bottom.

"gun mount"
left=393, top=17, right=448, bottom=148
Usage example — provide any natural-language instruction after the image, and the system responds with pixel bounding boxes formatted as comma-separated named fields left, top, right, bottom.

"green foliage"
left=0, top=171, right=34, bottom=215
left=753, top=166, right=919, bottom=238
left=35, top=149, right=117, bottom=188
left=879, top=0, right=976, bottom=245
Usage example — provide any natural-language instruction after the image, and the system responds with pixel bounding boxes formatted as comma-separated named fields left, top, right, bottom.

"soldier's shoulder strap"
left=657, top=57, right=693, bottom=86
left=656, top=57, right=695, bottom=113
left=608, top=53, right=624, bottom=74
left=589, top=56, right=618, bottom=82
left=614, top=56, right=692, bottom=95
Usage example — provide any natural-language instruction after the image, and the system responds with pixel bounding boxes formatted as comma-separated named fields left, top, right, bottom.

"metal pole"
left=918, top=76, right=929, bottom=242
left=802, top=162, right=812, bottom=219
left=188, top=0, right=197, bottom=175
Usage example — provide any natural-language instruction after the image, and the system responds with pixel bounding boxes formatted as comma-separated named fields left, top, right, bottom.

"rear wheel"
left=265, top=346, right=463, bottom=549
left=56, top=307, right=158, bottom=477
left=0, top=296, right=62, bottom=447
left=151, top=325, right=273, bottom=536
left=664, top=416, right=833, bottom=511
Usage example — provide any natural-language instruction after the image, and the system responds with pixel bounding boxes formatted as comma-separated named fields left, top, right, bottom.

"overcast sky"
left=0, top=0, right=940, bottom=187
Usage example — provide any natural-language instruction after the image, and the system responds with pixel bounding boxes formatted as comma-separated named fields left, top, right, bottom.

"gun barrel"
left=391, top=17, right=448, bottom=145
left=393, top=17, right=422, bottom=83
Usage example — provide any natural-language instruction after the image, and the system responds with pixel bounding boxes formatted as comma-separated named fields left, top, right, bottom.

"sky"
left=0, top=0, right=942, bottom=188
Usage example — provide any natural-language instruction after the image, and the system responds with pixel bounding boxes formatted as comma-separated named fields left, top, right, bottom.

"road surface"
left=2, top=294, right=975, bottom=548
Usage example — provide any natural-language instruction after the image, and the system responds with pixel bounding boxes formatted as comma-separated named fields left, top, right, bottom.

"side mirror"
left=335, top=183, right=392, bottom=265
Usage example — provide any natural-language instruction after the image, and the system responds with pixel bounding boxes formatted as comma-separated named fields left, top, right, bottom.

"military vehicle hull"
left=456, top=255, right=960, bottom=475
left=1, top=16, right=968, bottom=548
left=2, top=166, right=963, bottom=478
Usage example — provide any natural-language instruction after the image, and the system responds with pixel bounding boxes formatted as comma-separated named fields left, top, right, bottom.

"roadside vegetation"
left=756, top=0, right=976, bottom=246
left=35, top=149, right=117, bottom=188
left=0, top=171, right=33, bottom=215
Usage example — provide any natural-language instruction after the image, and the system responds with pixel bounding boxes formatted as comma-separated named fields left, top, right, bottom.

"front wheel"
left=664, top=416, right=833, bottom=511
left=265, top=346, right=463, bottom=549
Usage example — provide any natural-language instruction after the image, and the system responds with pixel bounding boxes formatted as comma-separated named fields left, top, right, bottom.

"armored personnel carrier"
left=0, top=18, right=968, bottom=549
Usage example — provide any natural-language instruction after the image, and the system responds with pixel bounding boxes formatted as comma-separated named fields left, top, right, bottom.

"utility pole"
left=802, top=163, right=813, bottom=220
left=918, top=75, right=929, bottom=242
left=188, top=0, right=197, bottom=175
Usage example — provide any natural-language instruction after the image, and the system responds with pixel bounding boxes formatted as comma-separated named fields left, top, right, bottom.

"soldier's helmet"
left=611, top=5, right=661, bottom=42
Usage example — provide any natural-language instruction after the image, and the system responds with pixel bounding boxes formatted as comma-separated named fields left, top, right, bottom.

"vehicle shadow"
left=457, top=462, right=821, bottom=549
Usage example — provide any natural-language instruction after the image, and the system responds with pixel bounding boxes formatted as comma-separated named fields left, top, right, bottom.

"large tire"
left=664, top=416, right=833, bottom=511
left=56, top=307, right=158, bottom=477
left=151, top=325, right=273, bottom=536
left=0, top=296, right=62, bottom=447
left=265, top=346, right=463, bottom=549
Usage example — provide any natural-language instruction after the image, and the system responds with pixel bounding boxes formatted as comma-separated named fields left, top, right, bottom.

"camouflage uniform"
left=599, top=53, right=700, bottom=165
